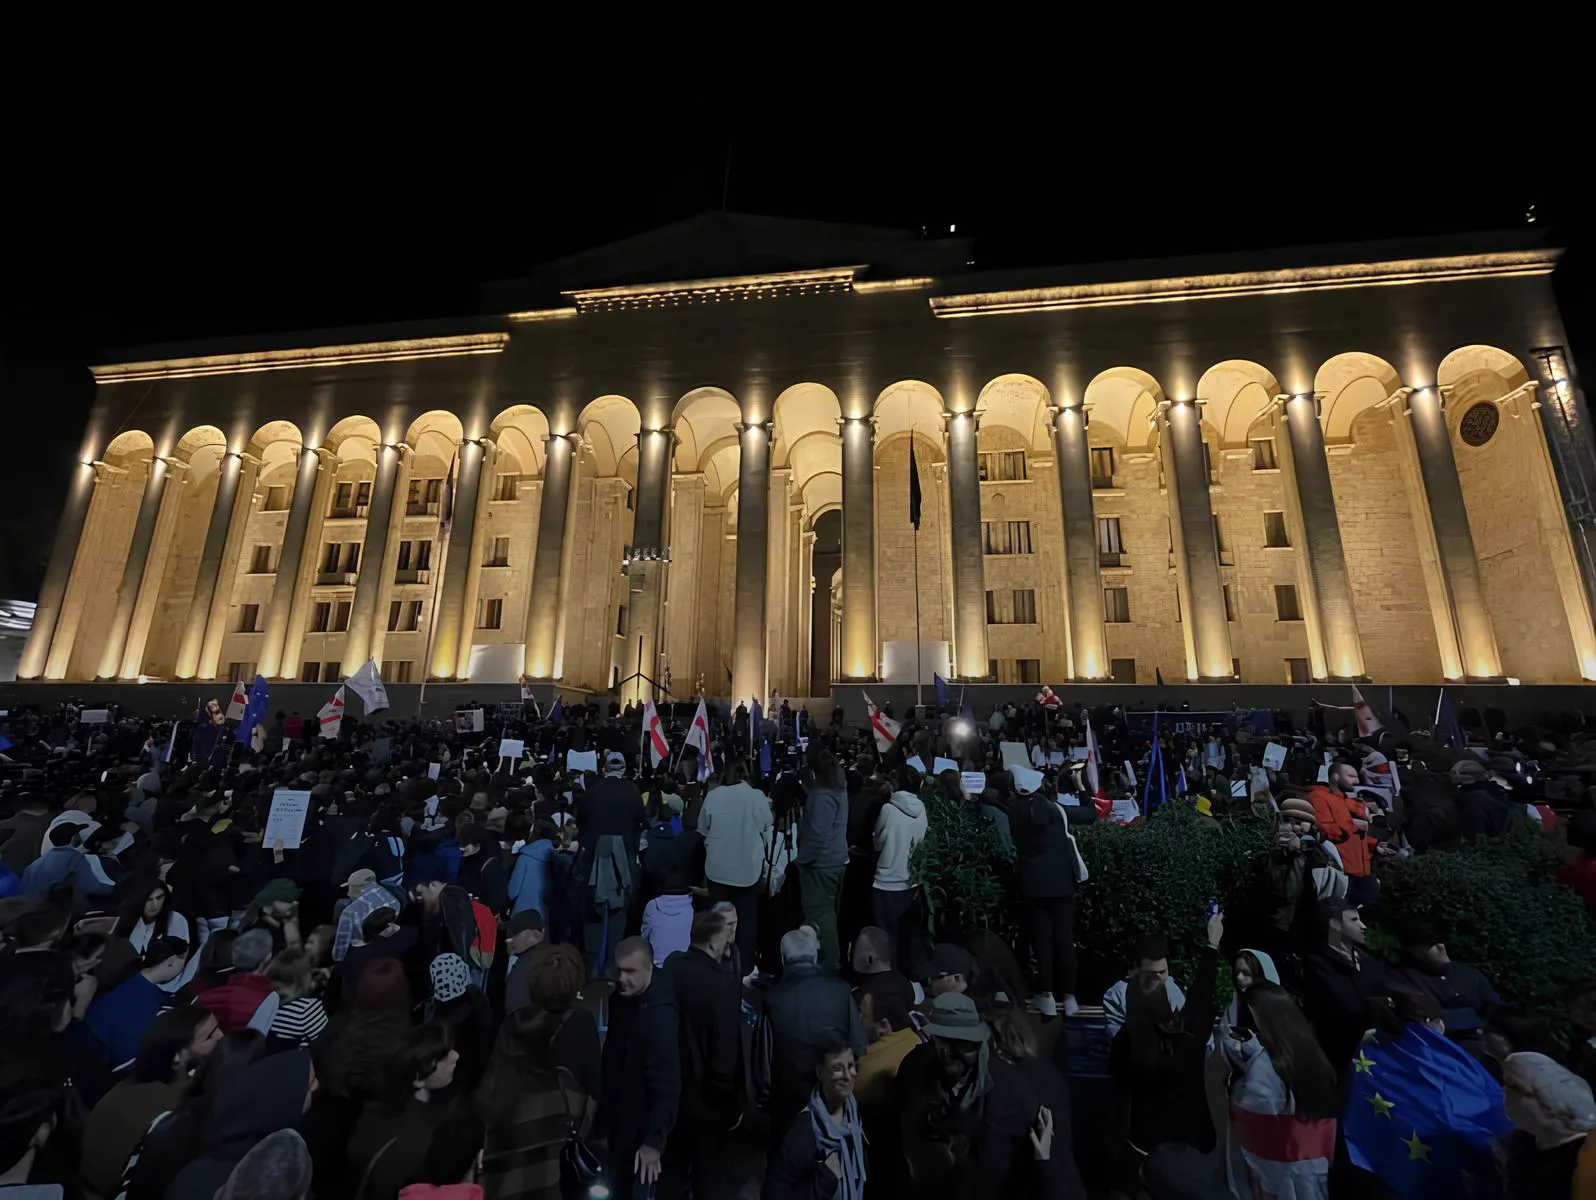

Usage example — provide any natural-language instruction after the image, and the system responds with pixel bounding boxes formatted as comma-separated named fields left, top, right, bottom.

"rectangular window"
left=978, top=450, right=1028, bottom=481
left=1012, top=589, right=1037, bottom=624
left=1214, top=514, right=1233, bottom=565
left=1286, top=657, right=1311, bottom=684
left=237, top=603, right=260, bottom=633
left=1104, top=587, right=1131, bottom=623
left=1274, top=584, right=1302, bottom=622
left=249, top=545, right=273, bottom=574
left=1110, top=657, right=1137, bottom=685
left=324, top=662, right=341, bottom=682
left=985, top=590, right=999, bottom=624
left=1263, top=511, right=1291, bottom=548
left=332, top=482, right=353, bottom=514
left=616, top=604, right=628, bottom=636
left=264, top=485, right=290, bottom=512
left=321, top=542, right=340, bottom=573
left=406, top=479, right=443, bottom=516
left=1097, top=516, right=1124, bottom=565
left=356, top=481, right=372, bottom=507
left=1223, top=585, right=1235, bottom=623
left=311, top=602, right=331, bottom=633
left=404, top=600, right=422, bottom=631
left=387, top=601, right=402, bottom=632
left=1090, top=447, right=1116, bottom=489
left=333, top=600, right=351, bottom=633
left=1016, top=659, right=1042, bottom=684
left=981, top=520, right=1033, bottom=555
left=1202, top=440, right=1215, bottom=483
left=342, top=544, right=360, bottom=573
left=396, top=541, right=413, bottom=571
left=1232, top=657, right=1243, bottom=678
left=380, top=660, right=415, bottom=683
left=1251, top=438, right=1279, bottom=470
left=226, top=662, right=255, bottom=683
left=486, top=536, right=510, bottom=567
left=301, top=661, right=321, bottom=683
left=494, top=474, right=520, bottom=501
left=415, top=540, right=432, bottom=571
left=477, top=597, right=503, bottom=630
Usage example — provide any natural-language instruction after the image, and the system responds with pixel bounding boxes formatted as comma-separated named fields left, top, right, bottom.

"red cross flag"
left=1085, top=715, right=1111, bottom=818
left=1036, top=684, right=1062, bottom=710
left=317, top=686, right=345, bottom=740
left=1351, top=686, right=1384, bottom=739
left=683, top=698, right=714, bottom=782
left=863, top=693, right=901, bottom=753
left=642, top=699, right=670, bottom=768
left=225, top=681, right=248, bottom=722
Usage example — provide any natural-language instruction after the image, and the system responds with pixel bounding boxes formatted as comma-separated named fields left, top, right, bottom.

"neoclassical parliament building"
left=17, top=215, right=1596, bottom=703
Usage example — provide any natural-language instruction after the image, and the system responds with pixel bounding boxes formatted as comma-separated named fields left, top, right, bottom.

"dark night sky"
left=4, top=66, right=1586, bottom=599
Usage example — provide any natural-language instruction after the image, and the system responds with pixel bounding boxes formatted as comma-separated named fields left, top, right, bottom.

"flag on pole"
left=642, top=699, right=669, bottom=767
left=1084, top=716, right=1110, bottom=818
left=1155, top=666, right=1166, bottom=688
left=908, top=441, right=922, bottom=530
left=863, top=693, right=901, bottom=753
left=317, top=687, right=346, bottom=739
left=1435, top=688, right=1464, bottom=749
left=162, top=721, right=177, bottom=764
left=684, top=699, right=713, bottom=783
left=549, top=697, right=565, bottom=726
left=933, top=672, right=950, bottom=709
left=758, top=735, right=772, bottom=779
left=749, top=697, right=763, bottom=758
left=234, top=676, right=270, bottom=746
left=347, top=659, right=390, bottom=715
left=1351, top=685, right=1383, bottom=738
left=1035, top=685, right=1062, bottom=710
left=1177, top=764, right=1189, bottom=796
left=225, top=681, right=248, bottom=722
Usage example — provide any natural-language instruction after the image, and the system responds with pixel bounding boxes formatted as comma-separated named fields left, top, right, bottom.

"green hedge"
left=910, top=795, right=1596, bottom=1008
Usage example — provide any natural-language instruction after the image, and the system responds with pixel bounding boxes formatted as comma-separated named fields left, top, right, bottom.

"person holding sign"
left=1003, top=767, right=1096, bottom=1018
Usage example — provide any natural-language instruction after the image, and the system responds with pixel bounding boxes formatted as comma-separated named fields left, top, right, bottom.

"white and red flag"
left=1036, top=684, right=1062, bottom=710
left=642, top=699, right=670, bottom=768
left=317, top=687, right=345, bottom=739
left=683, top=698, right=714, bottom=782
left=1084, top=715, right=1111, bottom=817
left=1351, top=686, right=1384, bottom=738
left=863, top=693, right=901, bottom=753
left=225, top=681, right=248, bottom=722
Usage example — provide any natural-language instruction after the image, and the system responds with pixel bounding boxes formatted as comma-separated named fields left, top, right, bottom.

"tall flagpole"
left=910, top=396, right=922, bottom=715
left=417, top=442, right=462, bottom=719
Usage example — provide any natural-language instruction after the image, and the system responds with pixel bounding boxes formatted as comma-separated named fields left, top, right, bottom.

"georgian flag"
left=1351, top=685, right=1383, bottom=739
left=225, top=681, right=248, bottom=722
left=643, top=699, right=670, bottom=768
left=683, top=699, right=713, bottom=782
left=1036, top=684, right=1062, bottom=710
left=1085, top=715, right=1111, bottom=817
left=318, top=687, right=345, bottom=739
left=863, top=692, right=900, bottom=753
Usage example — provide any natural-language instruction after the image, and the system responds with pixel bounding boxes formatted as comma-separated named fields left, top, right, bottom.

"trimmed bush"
left=910, top=785, right=1019, bottom=943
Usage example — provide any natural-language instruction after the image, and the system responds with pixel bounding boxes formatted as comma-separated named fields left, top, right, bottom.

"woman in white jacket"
left=871, top=767, right=928, bottom=971
left=1220, top=981, right=1340, bottom=1200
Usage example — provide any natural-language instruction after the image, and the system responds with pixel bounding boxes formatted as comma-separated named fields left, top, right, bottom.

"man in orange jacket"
left=1307, top=761, right=1380, bottom=907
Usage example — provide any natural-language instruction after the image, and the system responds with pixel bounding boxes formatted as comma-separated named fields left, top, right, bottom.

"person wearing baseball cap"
left=1267, top=797, right=1348, bottom=950
left=332, top=869, right=402, bottom=963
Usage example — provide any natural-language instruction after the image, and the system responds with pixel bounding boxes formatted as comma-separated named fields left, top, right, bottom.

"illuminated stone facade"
left=19, top=217, right=1596, bottom=695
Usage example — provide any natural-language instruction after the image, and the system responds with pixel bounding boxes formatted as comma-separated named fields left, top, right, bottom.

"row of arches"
left=35, top=343, right=1591, bottom=691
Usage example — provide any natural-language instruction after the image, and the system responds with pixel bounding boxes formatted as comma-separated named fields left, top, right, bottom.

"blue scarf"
left=807, top=1090, right=867, bottom=1200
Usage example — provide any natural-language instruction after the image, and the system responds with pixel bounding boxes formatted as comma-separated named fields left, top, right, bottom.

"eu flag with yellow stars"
left=1343, top=1023, right=1511, bottom=1197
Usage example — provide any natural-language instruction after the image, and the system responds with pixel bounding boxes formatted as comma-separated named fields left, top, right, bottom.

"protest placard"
left=1000, top=741, right=1030, bottom=769
left=263, top=789, right=312, bottom=849
left=1261, top=742, right=1287, bottom=771
left=498, top=738, right=525, bottom=763
left=933, top=757, right=958, bottom=775
left=81, top=709, right=110, bottom=724
left=427, top=762, right=441, bottom=780
left=567, top=749, right=598, bottom=773
left=961, top=771, right=989, bottom=798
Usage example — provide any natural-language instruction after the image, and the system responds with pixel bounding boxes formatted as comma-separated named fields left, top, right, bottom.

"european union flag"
left=235, top=675, right=270, bottom=746
left=933, top=672, right=950, bottom=709
left=1343, top=1024, right=1511, bottom=1198
left=0, top=734, right=12, bottom=753
left=1436, top=688, right=1465, bottom=750
left=758, top=736, right=772, bottom=779
left=548, top=697, right=564, bottom=726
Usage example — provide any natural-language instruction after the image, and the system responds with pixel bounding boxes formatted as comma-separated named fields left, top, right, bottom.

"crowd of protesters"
left=1, top=685, right=1596, bottom=1199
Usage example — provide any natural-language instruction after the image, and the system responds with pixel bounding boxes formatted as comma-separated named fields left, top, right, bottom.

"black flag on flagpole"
left=908, top=440, right=922, bottom=530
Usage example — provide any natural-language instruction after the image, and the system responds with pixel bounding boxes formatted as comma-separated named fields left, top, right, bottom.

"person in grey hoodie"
left=698, top=760, right=773, bottom=975
left=872, top=766, right=929, bottom=973
left=796, top=743, right=850, bottom=970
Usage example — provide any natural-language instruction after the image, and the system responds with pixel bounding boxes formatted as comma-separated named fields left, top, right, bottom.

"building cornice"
left=562, top=266, right=863, bottom=312
left=927, top=249, right=1561, bottom=319
left=90, top=333, right=510, bottom=384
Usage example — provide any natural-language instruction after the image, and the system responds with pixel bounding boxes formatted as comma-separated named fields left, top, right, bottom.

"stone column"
left=764, top=466, right=793, bottom=700
left=174, top=452, right=247, bottom=680
left=197, top=454, right=262, bottom=680
left=798, top=526, right=815, bottom=696
left=943, top=411, right=988, bottom=679
left=18, top=460, right=102, bottom=680
left=97, top=457, right=176, bottom=679
left=276, top=449, right=338, bottom=682
left=256, top=446, right=323, bottom=679
left=119, top=462, right=189, bottom=680
left=620, top=428, right=673, bottom=704
left=341, top=443, right=407, bottom=676
left=524, top=432, right=577, bottom=678
left=430, top=438, right=491, bottom=680
left=1159, top=400, right=1233, bottom=679
left=1401, top=386, right=1504, bottom=679
left=663, top=473, right=704, bottom=698
left=839, top=416, right=878, bottom=680
left=732, top=419, right=773, bottom=706
left=47, top=460, right=132, bottom=681
left=1050, top=403, right=1107, bottom=679
left=1276, top=395, right=1366, bottom=679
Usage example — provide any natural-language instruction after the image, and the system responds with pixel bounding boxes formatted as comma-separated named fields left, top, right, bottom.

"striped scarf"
left=808, top=1090, right=867, bottom=1200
